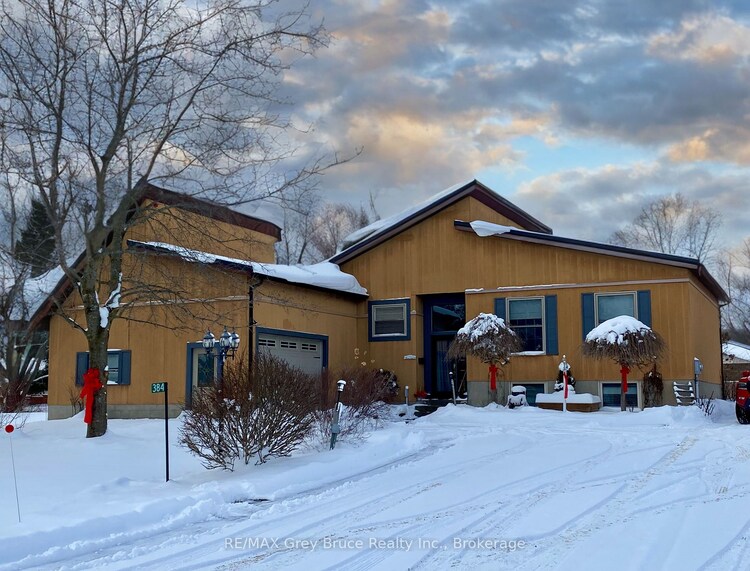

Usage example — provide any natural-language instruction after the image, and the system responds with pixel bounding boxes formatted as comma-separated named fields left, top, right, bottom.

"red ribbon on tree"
left=620, top=364, right=631, bottom=394
left=80, top=368, right=103, bottom=424
left=489, top=363, right=498, bottom=391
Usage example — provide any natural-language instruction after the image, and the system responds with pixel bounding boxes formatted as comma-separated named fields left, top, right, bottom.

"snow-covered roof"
left=332, top=179, right=551, bottom=264
left=457, top=219, right=729, bottom=304
left=585, top=315, right=652, bottom=345
left=342, top=180, right=472, bottom=249
left=128, top=240, right=368, bottom=296
left=24, top=267, right=66, bottom=319
left=723, top=341, right=750, bottom=363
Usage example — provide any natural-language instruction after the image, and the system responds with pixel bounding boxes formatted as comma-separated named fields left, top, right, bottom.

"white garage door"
left=257, top=333, right=323, bottom=377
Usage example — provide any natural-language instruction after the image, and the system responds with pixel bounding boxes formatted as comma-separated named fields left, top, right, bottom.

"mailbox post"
left=151, top=382, right=169, bottom=482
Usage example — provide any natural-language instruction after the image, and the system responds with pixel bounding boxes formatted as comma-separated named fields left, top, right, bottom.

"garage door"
left=257, top=333, right=323, bottom=377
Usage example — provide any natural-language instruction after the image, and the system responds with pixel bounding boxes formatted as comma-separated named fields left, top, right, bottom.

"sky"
left=278, top=0, right=750, bottom=249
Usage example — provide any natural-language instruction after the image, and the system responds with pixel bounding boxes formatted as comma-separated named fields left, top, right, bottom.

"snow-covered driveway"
left=2, top=404, right=750, bottom=570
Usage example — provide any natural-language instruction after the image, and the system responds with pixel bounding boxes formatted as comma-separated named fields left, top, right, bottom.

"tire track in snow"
left=301, top=442, right=617, bottom=571
left=515, top=435, right=698, bottom=571
left=409, top=438, right=619, bottom=570
left=167, top=436, right=538, bottom=571
left=45, top=433, right=533, bottom=571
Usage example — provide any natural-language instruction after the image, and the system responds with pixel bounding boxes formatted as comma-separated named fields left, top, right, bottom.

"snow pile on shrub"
left=585, top=315, right=651, bottom=345
left=448, top=312, right=521, bottom=364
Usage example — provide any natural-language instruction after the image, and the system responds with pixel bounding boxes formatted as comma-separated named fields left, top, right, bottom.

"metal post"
left=449, top=371, right=457, bottom=405
left=164, top=382, right=170, bottom=482
left=330, top=380, right=346, bottom=450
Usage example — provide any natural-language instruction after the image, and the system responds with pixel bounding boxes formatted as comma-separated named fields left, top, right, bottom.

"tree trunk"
left=85, top=325, right=110, bottom=438
left=620, top=390, right=626, bottom=412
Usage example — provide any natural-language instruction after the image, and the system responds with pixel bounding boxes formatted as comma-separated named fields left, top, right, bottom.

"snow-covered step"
left=673, top=381, right=695, bottom=405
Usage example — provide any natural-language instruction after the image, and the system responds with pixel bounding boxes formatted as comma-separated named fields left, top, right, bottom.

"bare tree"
left=310, top=203, right=372, bottom=260
left=610, top=193, right=722, bottom=264
left=277, top=199, right=373, bottom=264
left=0, top=165, right=49, bottom=419
left=721, top=239, right=750, bottom=343
left=0, top=0, right=341, bottom=437
left=275, top=191, right=321, bottom=265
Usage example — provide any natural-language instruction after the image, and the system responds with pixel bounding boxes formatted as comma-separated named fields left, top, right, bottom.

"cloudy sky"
left=281, top=0, right=750, bottom=249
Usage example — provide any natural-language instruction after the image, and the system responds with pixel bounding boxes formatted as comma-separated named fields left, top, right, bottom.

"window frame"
left=516, top=383, right=546, bottom=406
left=601, top=381, right=640, bottom=409
left=594, top=291, right=638, bottom=326
left=368, top=299, right=411, bottom=341
left=75, top=349, right=131, bottom=386
left=506, top=296, right=546, bottom=355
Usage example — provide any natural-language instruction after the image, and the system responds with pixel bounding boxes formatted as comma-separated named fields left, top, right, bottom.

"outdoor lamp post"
left=202, top=326, right=240, bottom=389
left=203, top=326, right=240, bottom=439
left=330, top=379, right=347, bottom=450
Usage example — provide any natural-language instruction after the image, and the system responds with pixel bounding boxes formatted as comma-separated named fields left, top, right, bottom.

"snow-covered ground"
left=2, top=403, right=750, bottom=570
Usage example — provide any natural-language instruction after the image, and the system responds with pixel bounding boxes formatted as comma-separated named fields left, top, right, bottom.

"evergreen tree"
left=14, top=198, right=56, bottom=277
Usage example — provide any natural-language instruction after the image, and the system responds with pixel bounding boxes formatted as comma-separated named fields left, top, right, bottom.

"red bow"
left=80, top=368, right=103, bottom=424
left=620, top=365, right=631, bottom=394
left=489, top=363, right=498, bottom=391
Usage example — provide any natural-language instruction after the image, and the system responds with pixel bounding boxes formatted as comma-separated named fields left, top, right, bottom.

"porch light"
left=219, top=327, right=232, bottom=349
left=202, top=330, right=216, bottom=350
left=230, top=330, right=240, bottom=350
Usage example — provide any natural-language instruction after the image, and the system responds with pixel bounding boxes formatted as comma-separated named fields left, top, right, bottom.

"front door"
left=185, top=343, right=218, bottom=409
left=423, top=294, right=466, bottom=398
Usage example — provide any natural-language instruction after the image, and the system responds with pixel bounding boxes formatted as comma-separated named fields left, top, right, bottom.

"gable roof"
left=28, top=184, right=285, bottom=327
left=455, top=219, right=729, bottom=303
left=144, top=184, right=281, bottom=240
left=330, top=179, right=551, bottom=265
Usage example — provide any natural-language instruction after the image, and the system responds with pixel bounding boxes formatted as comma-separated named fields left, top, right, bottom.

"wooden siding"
left=47, top=260, right=361, bottom=410
left=341, top=196, right=690, bottom=299
left=127, top=199, right=277, bottom=263
left=338, top=195, right=721, bottom=395
left=464, top=280, right=720, bottom=392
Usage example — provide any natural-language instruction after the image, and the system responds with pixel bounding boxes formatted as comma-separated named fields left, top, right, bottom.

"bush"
left=311, top=367, right=395, bottom=447
left=180, top=353, right=320, bottom=470
left=695, top=393, right=715, bottom=417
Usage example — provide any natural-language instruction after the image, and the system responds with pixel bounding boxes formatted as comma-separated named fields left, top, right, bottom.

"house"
left=36, top=180, right=727, bottom=419
left=723, top=340, right=750, bottom=385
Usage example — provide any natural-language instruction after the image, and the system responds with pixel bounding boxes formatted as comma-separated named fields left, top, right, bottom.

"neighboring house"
left=723, top=340, right=750, bottom=383
left=35, top=179, right=727, bottom=419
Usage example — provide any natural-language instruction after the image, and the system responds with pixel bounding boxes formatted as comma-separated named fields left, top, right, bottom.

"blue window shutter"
left=75, top=352, right=89, bottom=386
left=581, top=293, right=595, bottom=341
left=545, top=295, right=558, bottom=355
left=119, top=350, right=132, bottom=385
left=494, top=298, right=506, bottom=321
left=637, top=290, right=652, bottom=327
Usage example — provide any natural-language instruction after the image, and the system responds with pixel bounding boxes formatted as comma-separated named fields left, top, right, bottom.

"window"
left=258, top=339, right=276, bottom=347
left=369, top=299, right=411, bottom=341
left=75, top=350, right=131, bottom=386
left=280, top=340, right=298, bottom=349
left=197, top=353, right=215, bottom=387
left=602, top=382, right=638, bottom=408
left=596, top=292, right=636, bottom=325
left=495, top=295, right=558, bottom=355
left=507, top=297, right=544, bottom=352
left=517, top=383, right=546, bottom=406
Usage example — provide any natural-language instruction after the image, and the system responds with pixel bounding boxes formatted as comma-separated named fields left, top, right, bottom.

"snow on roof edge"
left=131, top=241, right=368, bottom=296
left=340, top=179, right=475, bottom=250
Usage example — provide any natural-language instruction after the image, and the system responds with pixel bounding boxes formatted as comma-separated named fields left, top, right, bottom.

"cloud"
left=513, top=161, right=749, bottom=248
left=648, top=13, right=750, bottom=63
left=266, top=0, right=750, bottom=246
